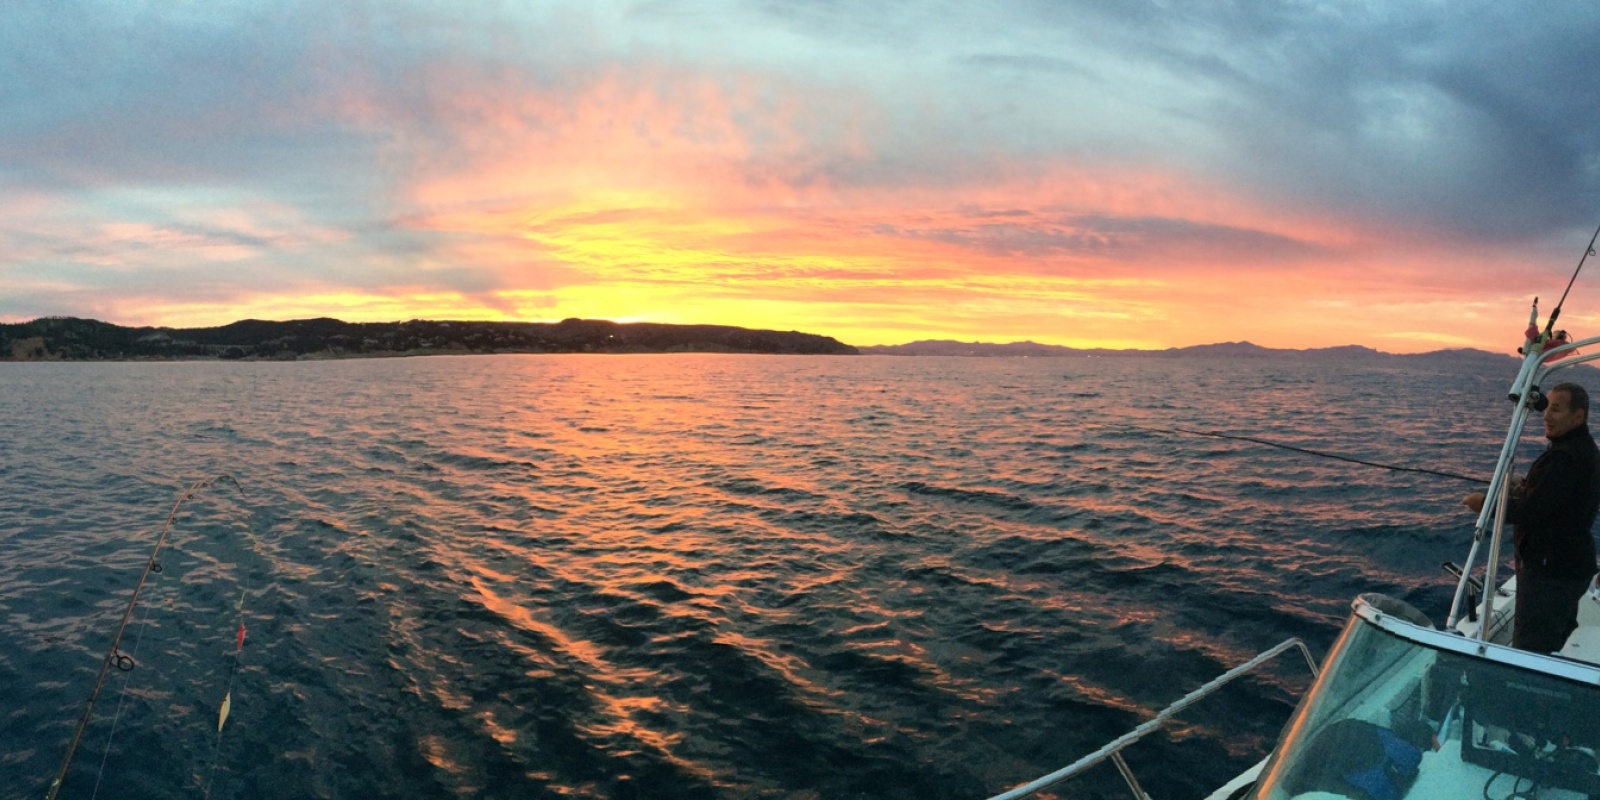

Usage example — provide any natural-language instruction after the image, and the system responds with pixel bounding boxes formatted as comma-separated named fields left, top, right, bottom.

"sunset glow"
left=7, top=2, right=1600, bottom=352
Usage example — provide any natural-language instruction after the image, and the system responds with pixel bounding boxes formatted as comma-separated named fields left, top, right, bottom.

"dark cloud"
left=875, top=212, right=1322, bottom=268
left=1064, top=1, right=1600, bottom=238
left=960, top=53, right=1098, bottom=80
left=854, top=1, right=1600, bottom=241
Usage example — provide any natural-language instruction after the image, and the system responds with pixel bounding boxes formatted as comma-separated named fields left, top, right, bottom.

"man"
left=1465, top=382, right=1600, bottom=653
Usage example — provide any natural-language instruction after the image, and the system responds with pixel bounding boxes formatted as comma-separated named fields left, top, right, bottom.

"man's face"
left=1544, top=389, right=1587, bottom=439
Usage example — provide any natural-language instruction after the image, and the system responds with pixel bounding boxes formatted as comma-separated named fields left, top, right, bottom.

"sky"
left=7, top=1, right=1600, bottom=352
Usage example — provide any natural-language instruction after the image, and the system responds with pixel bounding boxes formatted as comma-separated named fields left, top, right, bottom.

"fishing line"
left=1113, top=423, right=1490, bottom=484
left=202, top=588, right=250, bottom=800
left=88, top=574, right=168, bottom=800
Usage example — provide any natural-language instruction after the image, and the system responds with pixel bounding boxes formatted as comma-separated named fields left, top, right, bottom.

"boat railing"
left=985, top=638, right=1320, bottom=800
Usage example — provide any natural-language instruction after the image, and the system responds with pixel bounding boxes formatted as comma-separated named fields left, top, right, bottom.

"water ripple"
left=0, top=354, right=1521, bottom=798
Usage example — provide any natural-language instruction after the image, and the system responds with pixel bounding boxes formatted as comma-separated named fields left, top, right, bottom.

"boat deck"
left=1558, top=587, right=1600, bottom=664
left=1346, top=740, right=1590, bottom=800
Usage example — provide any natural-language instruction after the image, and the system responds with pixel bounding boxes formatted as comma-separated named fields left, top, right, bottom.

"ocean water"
left=0, top=353, right=1534, bottom=799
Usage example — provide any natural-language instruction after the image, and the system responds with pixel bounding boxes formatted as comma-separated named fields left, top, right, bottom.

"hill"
left=0, top=317, right=859, bottom=360
left=858, top=339, right=1518, bottom=363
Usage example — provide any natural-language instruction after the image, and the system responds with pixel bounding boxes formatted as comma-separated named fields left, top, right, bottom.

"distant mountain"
left=854, top=340, right=1083, bottom=357
left=858, top=338, right=1520, bottom=362
left=0, top=317, right=858, bottom=360
left=1167, top=341, right=1388, bottom=358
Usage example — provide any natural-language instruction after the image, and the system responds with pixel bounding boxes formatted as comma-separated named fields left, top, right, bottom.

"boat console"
left=1254, top=594, right=1600, bottom=800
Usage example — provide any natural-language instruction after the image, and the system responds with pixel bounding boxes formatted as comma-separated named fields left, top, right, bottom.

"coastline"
left=0, top=317, right=860, bottom=361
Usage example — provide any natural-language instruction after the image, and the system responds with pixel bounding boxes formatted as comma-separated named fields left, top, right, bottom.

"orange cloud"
left=72, top=60, right=1558, bottom=354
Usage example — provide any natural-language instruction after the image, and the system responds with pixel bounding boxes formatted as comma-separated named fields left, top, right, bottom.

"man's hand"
left=1463, top=492, right=1486, bottom=513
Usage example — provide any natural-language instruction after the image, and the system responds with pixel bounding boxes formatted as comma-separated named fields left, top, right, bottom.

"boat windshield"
left=1251, top=605, right=1600, bottom=800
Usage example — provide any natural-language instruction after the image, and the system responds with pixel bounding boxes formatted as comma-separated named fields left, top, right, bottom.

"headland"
left=0, top=317, right=860, bottom=361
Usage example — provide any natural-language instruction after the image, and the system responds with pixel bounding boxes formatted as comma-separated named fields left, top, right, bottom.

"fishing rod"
left=45, top=475, right=241, bottom=800
left=1115, top=423, right=1489, bottom=484
left=1541, top=218, right=1600, bottom=340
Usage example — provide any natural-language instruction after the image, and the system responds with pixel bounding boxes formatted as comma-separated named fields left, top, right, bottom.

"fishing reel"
left=1526, top=386, right=1551, bottom=412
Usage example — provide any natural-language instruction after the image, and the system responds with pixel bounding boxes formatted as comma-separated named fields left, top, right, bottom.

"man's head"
left=1543, top=382, right=1590, bottom=439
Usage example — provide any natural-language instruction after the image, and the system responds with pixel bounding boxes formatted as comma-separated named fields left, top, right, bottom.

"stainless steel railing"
left=986, top=638, right=1319, bottom=800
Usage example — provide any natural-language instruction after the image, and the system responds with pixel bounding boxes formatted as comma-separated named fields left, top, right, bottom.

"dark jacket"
left=1507, top=422, right=1600, bottom=579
